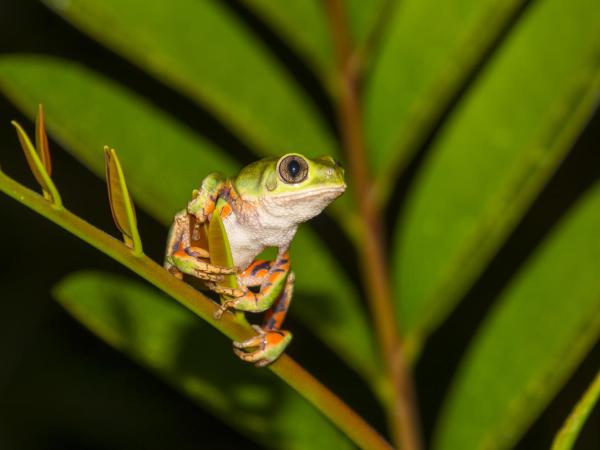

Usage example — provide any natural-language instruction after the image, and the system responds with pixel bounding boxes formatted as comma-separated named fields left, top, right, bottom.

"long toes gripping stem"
left=212, top=289, right=246, bottom=319
left=206, top=283, right=245, bottom=300
left=169, top=251, right=235, bottom=281
left=194, top=260, right=236, bottom=275
left=232, top=328, right=292, bottom=367
left=194, top=271, right=224, bottom=282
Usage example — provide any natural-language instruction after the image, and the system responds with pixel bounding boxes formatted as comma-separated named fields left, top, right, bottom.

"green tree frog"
left=165, top=153, right=346, bottom=366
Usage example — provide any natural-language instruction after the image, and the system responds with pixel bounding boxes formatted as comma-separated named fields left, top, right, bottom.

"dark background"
left=0, top=1, right=598, bottom=449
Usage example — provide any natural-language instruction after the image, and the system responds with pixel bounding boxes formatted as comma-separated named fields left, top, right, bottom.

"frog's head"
left=234, top=153, right=346, bottom=224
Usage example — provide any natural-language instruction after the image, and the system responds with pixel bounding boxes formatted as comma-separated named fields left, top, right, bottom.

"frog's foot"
left=168, top=245, right=235, bottom=282
left=213, top=294, right=245, bottom=319
left=233, top=325, right=292, bottom=367
left=204, top=282, right=244, bottom=299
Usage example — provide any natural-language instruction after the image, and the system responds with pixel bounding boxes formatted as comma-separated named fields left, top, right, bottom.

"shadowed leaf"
left=104, top=146, right=142, bottom=254
left=433, top=180, right=600, bottom=450
left=53, top=271, right=356, bottom=450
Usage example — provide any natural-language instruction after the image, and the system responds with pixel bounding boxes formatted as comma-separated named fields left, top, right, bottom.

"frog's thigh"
left=239, top=259, right=273, bottom=286
left=229, top=254, right=290, bottom=313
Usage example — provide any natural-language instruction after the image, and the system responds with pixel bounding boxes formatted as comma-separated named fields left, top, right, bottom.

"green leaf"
left=10, top=119, right=62, bottom=206
left=432, top=180, right=600, bottom=450
left=239, top=0, right=390, bottom=82
left=54, top=271, right=356, bottom=450
left=35, top=103, right=52, bottom=176
left=366, top=0, right=528, bottom=198
left=344, top=0, right=389, bottom=46
left=209, top=199, right=239, bottom=292
left=41, top=0, right=337, bottom=160
left=0, top=56, right=379, bottom=388
left=391, top=0, right=600, bottom=354
left=551, top=370, right=600, bottom=450
left=0, top=55, right=237, bottom=220
left=239, top=0, right=334, bottom=84
left=104, top=146, right=143, bottom=254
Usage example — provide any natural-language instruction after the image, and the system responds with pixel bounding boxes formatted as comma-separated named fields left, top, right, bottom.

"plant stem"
left=325, top=1, right=422, bottom=449
left=0, top=168, right=392, bottom=450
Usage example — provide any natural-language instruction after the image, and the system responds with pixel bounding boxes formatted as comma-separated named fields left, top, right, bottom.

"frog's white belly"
left=222, top=210, right=297, bottom=270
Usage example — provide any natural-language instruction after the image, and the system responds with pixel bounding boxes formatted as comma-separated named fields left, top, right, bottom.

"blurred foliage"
left=1, top=0, right=599, bottom=449
left=551, top=370, right=600, bottom=450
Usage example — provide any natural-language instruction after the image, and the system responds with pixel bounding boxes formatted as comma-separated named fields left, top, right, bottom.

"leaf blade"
left=35, top=103, right=51, bottom=175
left=239, top=0, right=334, bottom=83
left=53, top=271, right=357, bottom=450
left=391, top=0, right=600, bottom=353
left=366, top=0, right=527, bottom=198
left=104, top=146, right=143, bottom=254
left=41, top=0, right=337, bottom=160
left=209, top=199, right=240, bottom=308
left=10, top=118, right=62, bottom=206
left=239, top=0, right=391, bottom=82
left=432, top=180, right=600, bottom=450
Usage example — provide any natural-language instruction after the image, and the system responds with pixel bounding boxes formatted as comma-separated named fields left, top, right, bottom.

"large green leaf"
left=240, top=0, right=389, bottom=83
left=344, top=0, right=389, bottom=47
left=41, top=0, right=337, bottom=160
left=239, top=0, right=334, bottom=84
left=0, top=55, right=379, bottom=386
left=432, top=180, right=600, bottom=450
left=54, top=271, right=356, bottom=450
left=366, top=0, right=528, bottom=197
left=391, top=0, right=600, bottom=355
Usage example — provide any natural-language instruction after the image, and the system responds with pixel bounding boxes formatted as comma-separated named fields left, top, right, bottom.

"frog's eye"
left=278, top=155, right=309, bottom=184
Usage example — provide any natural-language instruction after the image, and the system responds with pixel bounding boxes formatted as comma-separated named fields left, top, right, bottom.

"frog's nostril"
left=334, top=159, right=343, bottom=168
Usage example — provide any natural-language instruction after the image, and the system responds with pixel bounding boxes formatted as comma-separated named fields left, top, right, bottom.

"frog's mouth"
left=273, top=184, right=346, bottom=201
left=260, top=184, right=346, bottom=223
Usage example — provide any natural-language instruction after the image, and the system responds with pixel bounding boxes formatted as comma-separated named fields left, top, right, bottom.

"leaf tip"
left=10, top=117, right=62, bottom=207
left=35, top=103, right=52, bottom=176
left=104, top=145, right=143, bottom=255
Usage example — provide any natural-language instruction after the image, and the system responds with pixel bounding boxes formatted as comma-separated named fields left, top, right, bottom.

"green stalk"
left=0, top=167, right=392, bottom=450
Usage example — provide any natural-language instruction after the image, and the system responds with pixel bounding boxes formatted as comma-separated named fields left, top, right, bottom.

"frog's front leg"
left=215, top=253, right=294, bottom=367
left=164, top=210, right=240, bottom=297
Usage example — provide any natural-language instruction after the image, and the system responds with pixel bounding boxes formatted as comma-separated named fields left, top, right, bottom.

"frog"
left=164, top=153, right=346, bottom=366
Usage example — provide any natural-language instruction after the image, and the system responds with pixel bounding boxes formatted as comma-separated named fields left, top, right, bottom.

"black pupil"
left=288, top=159, right=301, bottom=178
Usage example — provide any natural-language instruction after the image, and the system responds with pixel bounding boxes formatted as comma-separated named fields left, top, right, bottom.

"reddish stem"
left=325, top=1, right=422, bottom=449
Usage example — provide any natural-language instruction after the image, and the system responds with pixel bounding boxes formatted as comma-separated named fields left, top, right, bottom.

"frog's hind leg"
left=164, top=210, right=235, bottom=282
left=262, top=271, right=294, bottom=331
left=215, top=252, right=291, bottom=317
left=232, top=270, right=295, bottom=367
